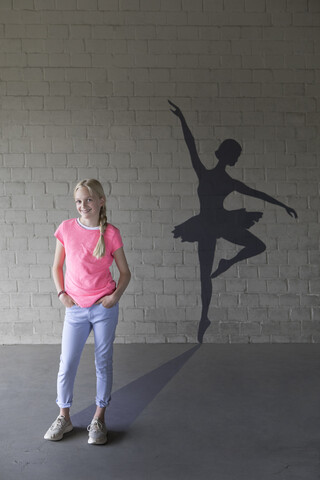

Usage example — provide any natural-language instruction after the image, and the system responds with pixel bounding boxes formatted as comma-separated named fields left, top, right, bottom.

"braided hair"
left=74, top=179, right=108, bottom=259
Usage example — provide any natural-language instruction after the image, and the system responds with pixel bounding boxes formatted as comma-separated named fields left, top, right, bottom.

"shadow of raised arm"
left=168, top=100, right=205, bottom=179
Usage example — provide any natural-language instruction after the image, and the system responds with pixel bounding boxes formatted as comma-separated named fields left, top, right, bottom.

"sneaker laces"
left=87, top=419, right=104, bottom=433
left=50, top=417, right=62, bottom=430
left=51, top=416, right=65, bottom=430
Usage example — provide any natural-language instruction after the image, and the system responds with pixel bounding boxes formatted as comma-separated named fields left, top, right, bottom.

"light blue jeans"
left=56, top=302, right=119, bottom=409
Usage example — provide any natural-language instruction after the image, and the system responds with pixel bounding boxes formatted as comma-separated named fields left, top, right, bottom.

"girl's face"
left=74, top=186, right=104, bottom=226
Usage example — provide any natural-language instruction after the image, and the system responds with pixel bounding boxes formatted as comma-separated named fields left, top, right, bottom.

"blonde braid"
left=93, top=204, right=108, bottom=259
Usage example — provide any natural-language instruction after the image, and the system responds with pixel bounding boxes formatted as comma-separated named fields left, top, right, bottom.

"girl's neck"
left=79, top=216, right=100, bottom=228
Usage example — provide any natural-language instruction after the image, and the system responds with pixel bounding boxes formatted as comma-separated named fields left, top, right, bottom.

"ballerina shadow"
left=169, top=100, right=298, bottom=344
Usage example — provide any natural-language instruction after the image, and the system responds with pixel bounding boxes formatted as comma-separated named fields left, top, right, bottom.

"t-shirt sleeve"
left=111, top=227, right=123, bottom=255
left=54, top=222, right=65, bottom=246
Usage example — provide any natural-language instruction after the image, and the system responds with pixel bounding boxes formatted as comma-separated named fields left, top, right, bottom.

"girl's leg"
left=91, top=303, right=119, bottom=421
left=60, top=407, right=71, bottom=421
left=57, top=306, right=91, bottom=410
left=94, top=406, right=106, bottom=422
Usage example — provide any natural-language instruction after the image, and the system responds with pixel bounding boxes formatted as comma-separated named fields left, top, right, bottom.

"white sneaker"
left=44, top=415, right=73, bottom=441
left=87, top=418, right=107, bottom=445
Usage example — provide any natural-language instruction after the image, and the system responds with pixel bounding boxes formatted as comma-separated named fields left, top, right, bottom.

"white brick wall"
left=0, top=0, right=319, bottom=344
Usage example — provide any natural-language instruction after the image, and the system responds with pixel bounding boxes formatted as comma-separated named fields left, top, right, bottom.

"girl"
left=44, top=179, right=131, bottom=445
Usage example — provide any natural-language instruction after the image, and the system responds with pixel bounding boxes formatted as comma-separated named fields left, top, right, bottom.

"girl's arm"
left=52, top=239, right=76, bottom=307
left=168, top=100, right=205, bottom=179
left=99, top=247, right=131, bottom=309
left=234, top=180, right=298, bottom=218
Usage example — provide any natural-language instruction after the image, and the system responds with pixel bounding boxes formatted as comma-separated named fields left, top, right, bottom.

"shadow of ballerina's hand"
left=168, top=99, right=182, bottom=117
left=286, top=207, right=298, bottom=218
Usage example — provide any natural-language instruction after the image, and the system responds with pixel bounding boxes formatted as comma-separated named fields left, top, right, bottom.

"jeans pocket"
left=100, top=302, right=118, bottom=310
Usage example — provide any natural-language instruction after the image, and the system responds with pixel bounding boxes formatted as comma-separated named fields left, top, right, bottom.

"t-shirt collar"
left=76, top=218, right=100, bottom=231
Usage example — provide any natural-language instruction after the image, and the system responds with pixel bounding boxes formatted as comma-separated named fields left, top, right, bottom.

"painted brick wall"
left=0, top=0, right=319, bottom=344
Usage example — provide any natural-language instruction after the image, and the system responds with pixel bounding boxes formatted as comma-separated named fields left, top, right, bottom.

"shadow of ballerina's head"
left=215, top=139, right=242, bottom=166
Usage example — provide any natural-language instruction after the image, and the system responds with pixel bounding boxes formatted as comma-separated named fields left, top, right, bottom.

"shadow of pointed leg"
left=211, top=258, right=231, bottom=279
left=197, top=316, right=211, bottom=343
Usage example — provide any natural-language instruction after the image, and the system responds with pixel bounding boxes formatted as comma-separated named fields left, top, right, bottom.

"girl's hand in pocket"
left=99, top=293, right=118, bottom=309
left=60, top=293, right=76, bottom=308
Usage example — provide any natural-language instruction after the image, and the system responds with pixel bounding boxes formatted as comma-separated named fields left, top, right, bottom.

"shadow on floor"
left=71, top=344, right=200, bottom=438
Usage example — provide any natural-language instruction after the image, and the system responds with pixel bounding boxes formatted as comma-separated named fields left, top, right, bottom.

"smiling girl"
left=44, top=179, right=131, bottom=445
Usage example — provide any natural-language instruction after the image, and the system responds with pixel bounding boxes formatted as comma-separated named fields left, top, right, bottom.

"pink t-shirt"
left=55, top=218, right=123, bottom=308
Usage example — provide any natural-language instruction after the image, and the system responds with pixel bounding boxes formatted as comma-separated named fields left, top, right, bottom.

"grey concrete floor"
left=0, top=344, right=319, bottom=480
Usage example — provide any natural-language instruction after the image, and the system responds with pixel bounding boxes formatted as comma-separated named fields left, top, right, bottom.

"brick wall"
left=1, top=0, right=319, bottom=344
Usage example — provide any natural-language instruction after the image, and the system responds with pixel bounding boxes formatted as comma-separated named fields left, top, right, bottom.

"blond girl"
left=44, top=179, right=130, bottom=445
